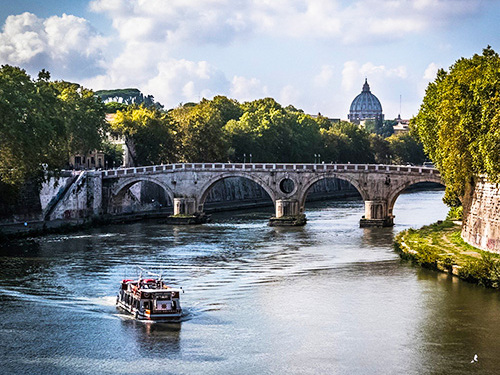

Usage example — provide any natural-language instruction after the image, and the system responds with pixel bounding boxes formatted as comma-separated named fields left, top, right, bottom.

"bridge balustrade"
left=98, top=163, right=439, bottom=178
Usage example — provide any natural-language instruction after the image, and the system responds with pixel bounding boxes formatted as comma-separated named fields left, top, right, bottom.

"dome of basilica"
left=348, top=79, right=384, bottom=124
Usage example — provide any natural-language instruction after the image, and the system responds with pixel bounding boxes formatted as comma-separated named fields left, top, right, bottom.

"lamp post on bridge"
left=250, top=154, right=252, bottom=163
left=243, top=153, right=246, bottom=163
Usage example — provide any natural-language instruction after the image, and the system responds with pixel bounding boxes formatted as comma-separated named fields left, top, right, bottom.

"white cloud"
left=342, top=60, right=407, bottom=91
left=89, top=0, right=483, bottom=47
left=423, top=62, right=439, bottom=81
left=314, top=65, right=335, bottom=87
left=230, top=76, right=268, bottom=102
left=0, top=12, right=107, bottom=78
left=79, top=0, right=485, bottom=112
left=141, top=59, right=230, bottom=108
left=279, top=84, right=301, bottom=106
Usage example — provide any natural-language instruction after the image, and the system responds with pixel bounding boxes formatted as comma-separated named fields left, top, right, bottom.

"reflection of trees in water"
left=414, top=269, right=500, bottom=374
left=0, top=239, right=45, bottom=284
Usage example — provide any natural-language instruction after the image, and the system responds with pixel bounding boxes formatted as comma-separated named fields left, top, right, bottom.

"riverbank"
left=394, top=220, right=500, bottom=288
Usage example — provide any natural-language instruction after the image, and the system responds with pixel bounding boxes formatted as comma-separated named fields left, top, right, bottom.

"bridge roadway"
left=91, top=162, right=442, bottom=227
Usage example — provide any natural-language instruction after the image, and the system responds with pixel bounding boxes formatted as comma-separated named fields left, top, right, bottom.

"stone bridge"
left=92, top=162, right=442, bottom=227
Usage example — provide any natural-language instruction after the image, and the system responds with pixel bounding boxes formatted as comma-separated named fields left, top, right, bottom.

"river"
left=1, top=190, right=500, bottom=374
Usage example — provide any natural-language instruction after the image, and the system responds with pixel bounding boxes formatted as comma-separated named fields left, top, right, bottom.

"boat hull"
left=116, top=300, right=182, bottom=321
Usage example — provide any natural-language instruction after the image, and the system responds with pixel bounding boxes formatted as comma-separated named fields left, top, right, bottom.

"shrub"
left=446, top=206, right=463, bottom=221
left=458, top=253, right=500, bottom=288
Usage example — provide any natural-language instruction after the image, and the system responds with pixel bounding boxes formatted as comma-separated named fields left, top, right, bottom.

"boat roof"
left=139, top=288, right=182, bottom=293
left=122, top=279, right=182, bottom=293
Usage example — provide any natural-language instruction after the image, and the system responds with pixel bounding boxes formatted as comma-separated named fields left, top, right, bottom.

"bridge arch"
left=197, top=172, right=276, bottom=210
left=109, top=175, right=174, bottom=214
left=387, top=176, right=444, bottom=218
left=298, top=174, right=367, bottom=213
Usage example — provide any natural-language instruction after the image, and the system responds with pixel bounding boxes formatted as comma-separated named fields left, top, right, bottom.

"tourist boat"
left=116, top=270, right=183, bottom=321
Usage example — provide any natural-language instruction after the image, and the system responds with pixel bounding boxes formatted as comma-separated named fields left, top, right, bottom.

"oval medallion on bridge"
left=279, top=178, right=295, bottom=194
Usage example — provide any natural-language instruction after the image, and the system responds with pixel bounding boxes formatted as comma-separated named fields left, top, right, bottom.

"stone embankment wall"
left=462, top=177, right=500, bottom=253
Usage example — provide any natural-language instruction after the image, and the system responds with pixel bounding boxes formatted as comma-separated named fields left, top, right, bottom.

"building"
left=69, top=151, right=106, bottom=170
left=348, top=79, right=384, bottom=124
left=393, top=114, right=410, bottom=135
left=68, top=113, right=132, bottom=170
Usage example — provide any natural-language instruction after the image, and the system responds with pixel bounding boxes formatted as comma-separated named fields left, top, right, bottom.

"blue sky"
left=1, top=0, right=499, bottom=119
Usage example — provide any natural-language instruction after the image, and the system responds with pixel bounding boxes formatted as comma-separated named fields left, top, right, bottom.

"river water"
left=1, top=190, right=500, bottom=374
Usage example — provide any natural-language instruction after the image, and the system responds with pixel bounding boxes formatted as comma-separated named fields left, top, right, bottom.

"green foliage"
left=458, top=253, right=500, bottom=288
left=380, top=120, right=396, bottom=138
left=396, top=220, right=500, bottom=289
left=52, top=80, right=107, bottom=156
left=320, top=121, right=374, bottom=163
left=446, top=206, right=463, bottom=221
left=171, top=96, right=241, bottom=162
left=363, top=119, right=394, bottom=138
left=411, top=46, right=500, bottom=206
left=0, top=65, right=106, bottom=187
left=96, top=88, right=163, bottom=109
left=101, top=142, right=123, bottom=168
left=105, top=102, right=129, bottom=113
left=386, top=133, right=426, bottom=165
left=225, top=98, right=323, bottom=163
left=111, top=104, right=177, bottom=166
left=368, top=134, right=391, bottom=164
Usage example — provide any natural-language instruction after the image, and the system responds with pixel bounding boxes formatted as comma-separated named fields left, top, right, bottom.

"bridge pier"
left=168, top=197, right=209, bottom=224
left=359, top=200, right=394, bottom=227
left=173, top=198, right=197, bottom=216
left=269, top=199, right=306, bottom=226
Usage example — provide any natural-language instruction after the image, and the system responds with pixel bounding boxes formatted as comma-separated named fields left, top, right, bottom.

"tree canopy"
left=1, top=63, right=429, bottom=189
left=411, top=46, right=500, bottom=206
left=0, top=65, right=107, bottom=186
left=110, top=104, right=177, bottom=166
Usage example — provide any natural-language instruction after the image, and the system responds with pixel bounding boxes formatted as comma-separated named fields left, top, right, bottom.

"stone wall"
left=40, top=177, right=72, bottom=211
left=462, top=177, right=500, bottom=253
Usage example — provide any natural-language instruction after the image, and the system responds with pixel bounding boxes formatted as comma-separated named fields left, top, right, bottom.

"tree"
left=363, top=119, right=394, bottom=138
left=225, top=98, right=322, bottom=162
left=105, top=102, right=128, bottom=113
left=52, top=80, right=108, bottom=157
left=369, top=134, right=391, bottom=164
left=386, top=133, right=426, bottom=165
left=0, top=66, right=64, bottom=186
left=170, top=97, right=240, bottom=162
left=411, top=46, right=500, bottom=206
left=111, top=105, right=177, bottom=166
left=320, top=121, right=374, bottom=163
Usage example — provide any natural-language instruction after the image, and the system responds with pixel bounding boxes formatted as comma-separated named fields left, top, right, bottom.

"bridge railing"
left=98, top=163, right=440, bottom=178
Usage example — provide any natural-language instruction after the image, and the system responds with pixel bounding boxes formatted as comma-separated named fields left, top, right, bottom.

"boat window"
left=144, top=301, right=150, bottom=309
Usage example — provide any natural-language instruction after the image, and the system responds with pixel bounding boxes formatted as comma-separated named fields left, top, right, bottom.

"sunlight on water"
left=1, top=190, right=500, bottom=374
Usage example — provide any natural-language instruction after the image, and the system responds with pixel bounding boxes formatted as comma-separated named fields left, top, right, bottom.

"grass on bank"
left=395, top=220, right=500, bottom=288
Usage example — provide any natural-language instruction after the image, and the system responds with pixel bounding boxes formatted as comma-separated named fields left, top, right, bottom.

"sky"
left=1, top=0, right=499, bottom=120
